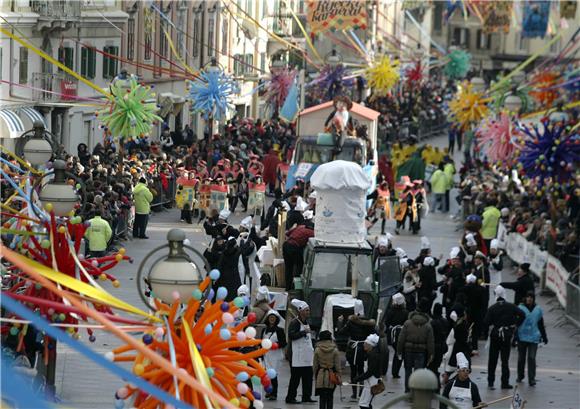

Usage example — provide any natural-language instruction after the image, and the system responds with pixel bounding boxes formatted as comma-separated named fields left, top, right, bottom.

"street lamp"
left=325, top=49, right=343, bottom=68
left=136, top=229, right=206, bottom=307
left=22, top=120, right=54, bottom=167
left=37, top=159, right=80, bottom=217
left=504, top=93, right=523, bottom=114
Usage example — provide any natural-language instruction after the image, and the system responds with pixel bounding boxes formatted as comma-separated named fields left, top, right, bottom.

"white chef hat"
left=308, top=190, right=317, bottom=200
left=303, top=210, right=314, bottom=220
left=450, top=311, right=458, bottom=322
left=392, top=293, right=405, bottom=305
left=240, top=216, right=253, bottom=230
left=449, top=247, right=461, bottom=259
left=420, top=236, right=431, bottom=250
left=456, top=352, right=469, bottom=370
left=354, top=299, right=364, bottom=316
left=465, top=233, right=477, bottom=247
left=281, top=201, right=291, bottom=212
left=423, top=256, right=435, bottom=267
left=494, top=285, right=506, bottom=300
left=256, top=286, right=270, bottom=301
left=501, top=207, right=510, bottom=217
left=295, top=196, right=308, bottom=212
left=237, top=284, right=249, bottom=297
left=364, top=334, right=380, bottom=347
left=395, top=247, right=407, bottom=259
left=219, top=209, right=231, bottom=220
left=291, top=298, right=309, bottom=311
left=386, top=233, right=393, bottom=241
left=400, top=258, right=409, bottom=269
left=377, top=235, right=389, bottom=248
left=466, top=273, right=477, bottom=284
left=490, top=239, right=499, bottom=250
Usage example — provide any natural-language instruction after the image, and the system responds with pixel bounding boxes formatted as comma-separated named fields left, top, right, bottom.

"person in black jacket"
left=483, top=285, right=525, bottom=390
left=417, top=257, right=438, bottom=310
left=210, top=236, right=242, bottom=302
left=429, top=303, right=450, bottom=386
left=462, top=273, right=487, bottom=352
left=500, top=262, right=535, bottom=306
left=383, top=293, right=409, bottom=379
left=337, top=299, right=376, bottom=400
left=286, top=299, right=315, bottom=404
left=261, top=311, right=287, bottom=400
left=354, top=334, right=383, bottom=409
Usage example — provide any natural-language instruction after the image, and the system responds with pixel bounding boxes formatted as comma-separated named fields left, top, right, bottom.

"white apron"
left=263, top=331, right=283, bottom=373
left=291, top=322, right=314, bottom=367
left=448, top=379, right=473, bottom=409
left=358, top=359, right=379, bottom=408
left=489, top=256, right=503, bottom=286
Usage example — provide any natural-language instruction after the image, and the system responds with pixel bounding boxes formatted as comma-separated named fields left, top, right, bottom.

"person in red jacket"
left=283, top=221, right=315, bottom=290
left=263, top=148, right=281, bottom=195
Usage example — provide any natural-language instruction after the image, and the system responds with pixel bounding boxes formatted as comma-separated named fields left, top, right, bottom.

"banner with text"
left=306, top=0, right=367, bottom=33
left=545, top=255, right=569, bottom=308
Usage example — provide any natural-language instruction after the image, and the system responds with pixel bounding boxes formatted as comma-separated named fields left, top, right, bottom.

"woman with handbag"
left=354, top=334, right=384, bottom=409
left=313, top=331, right=342, bottom=409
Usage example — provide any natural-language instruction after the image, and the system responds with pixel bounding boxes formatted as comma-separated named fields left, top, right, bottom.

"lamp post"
left=21, top=120, right=55, bottom=167
left=136, top=229, right=206, bottom=308
left=325, top=49, right=343, bottom=68
left=504, top=93, right=523, bottom=114
left=470, top=76, right=486, bottom=93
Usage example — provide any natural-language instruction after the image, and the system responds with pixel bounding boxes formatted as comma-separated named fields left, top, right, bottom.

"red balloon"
left=247, top=312, right=257, bottom=323
left=271, top=342, right=279, bottom=350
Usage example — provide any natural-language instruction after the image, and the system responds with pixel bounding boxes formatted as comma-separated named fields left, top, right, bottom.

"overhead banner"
left=560, top=1, right=577, bottom=19
left=306, top=0, right=367, bottom=33
left=522, top=0, right=551, bottom=38
left=479, top=1, right=513, bottom=33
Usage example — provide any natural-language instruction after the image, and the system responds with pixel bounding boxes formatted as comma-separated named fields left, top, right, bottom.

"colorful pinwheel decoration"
left=188, top=69, right=239, bottom=121
left=528, top=71, right=561, bottom=108
left=312, top=64, right=354, bottom=100
left=404, top=60, right=424, bottom=88
left=515, top=119, right=580, bottom=186
left=97, top=77, right=162, bottom=140
left=110, top=272, right=274, bottom=409
left=477, top=112, right=516, bottom=163
left=444, top=49, right=471, bottom=80
left=365, top=55, right=400, bottom=96
left=449, top=81, right=491, bottom=130
left=265, top=67, right=297, bottom=113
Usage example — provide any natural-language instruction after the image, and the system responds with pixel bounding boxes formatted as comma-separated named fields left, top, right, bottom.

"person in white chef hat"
left=441, top=352, right=484, bottom=409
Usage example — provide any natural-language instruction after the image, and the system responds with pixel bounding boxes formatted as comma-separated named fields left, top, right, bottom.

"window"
left=58, top=46, right=74, bottom=71
left=476, top=29, right=491, bottom=50
left=262, top=0, right=267, bottom=18
left=244, top=54, right=253, bottom=74
left=102, top=46, right=119, bottom=79
left=81, top=47, right=96, bottom=79
left=144, top=29, right=152, bottom=60
left=221, top=16, right=228, bottom=55
left=233, top=54, right=243, bottom=76
left=208, top=17, right=215, bottom=57
left=260, top=52, right=266, bottom=73
left=159, top=21, right=168, bottom=58
left=192, top=14, right=199, bottom=58
left=245, top=0, right=253, bottom=16
left=177, top=8, right=186, bottom=58
left=550, top=35, right=560, bottom=53
left=515, top=33, right=528, bottom=52
left=452, top=27, right=470, bottom=48
left=127, top=17, right=135, bottom=60
left=19, top=47, right=28, bottom=84
left=433, top=1, right=443, bottom=32
left=310, top=253, right=373, bottom=291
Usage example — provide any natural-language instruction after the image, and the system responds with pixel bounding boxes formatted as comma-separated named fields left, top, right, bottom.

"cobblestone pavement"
left=52, top=135, right=580, bottom=408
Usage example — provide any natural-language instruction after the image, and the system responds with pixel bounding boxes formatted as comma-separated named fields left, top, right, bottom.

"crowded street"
left=1, top=1, right=579, bottom=409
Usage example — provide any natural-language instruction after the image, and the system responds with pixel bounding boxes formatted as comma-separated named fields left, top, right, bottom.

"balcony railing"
left=31, top=72, right=79, bottom=102
left=30, top=0, right=81, bottom=19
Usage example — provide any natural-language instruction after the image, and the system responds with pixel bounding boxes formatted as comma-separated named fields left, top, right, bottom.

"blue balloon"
left=266, top=368, right=277, bottom=379
left=208, top=289, right=215, bottom=300
left=209, top=269, right=220, bottom=280
left=216, top=287, right=228, bottom=300
left=114, top=399, right=125, bottom=409
left=205, top=324, right=213, bottom=335
left=236, top=371, right=249, bottom=382
left=220, top=328, right=231, bottom=341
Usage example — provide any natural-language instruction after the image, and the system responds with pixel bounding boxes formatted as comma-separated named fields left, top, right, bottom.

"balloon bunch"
left=265, top=67, right=297, bottom=112
left=188, top=69, right=239, bottom=121
left=404, top=60, right=424, bottom=88
left=365, top=55, right=400, bottom=95
left=444, top=49, right=471, bottom=80
left=515, top=119, right=580, bottom=186
left=449, top=81, right=491, bottom=130
left=110, top=270, right=275, bottom=409
left=312, top=64, right=354, bottom=100
left=477, top=112, right=516, bottom=163
left=1, top=209, right=133, bottom=342
left=97, top=77, right=162, bottom=140
left=528, top=71, right=561, bottom=108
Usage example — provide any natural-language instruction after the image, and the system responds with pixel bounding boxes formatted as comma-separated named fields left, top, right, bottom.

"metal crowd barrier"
left=150, top=176, right=176, bottom=210
left=565, top=280, right=580, bottom=328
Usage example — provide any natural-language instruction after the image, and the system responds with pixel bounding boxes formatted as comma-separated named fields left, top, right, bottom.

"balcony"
left=31, top=0, right=81, bottom=31
left=31, top=72, right=79, bottom=103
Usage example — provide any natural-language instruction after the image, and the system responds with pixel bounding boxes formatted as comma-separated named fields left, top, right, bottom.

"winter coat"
left=462, top=283, right=487, bottom=321
left=133, top=182, right=153, bottom=214
left=84, top=216, right=112, bottom=252
left=443, top=163, right=455, bottom=190
left=251, top=301, right=272, bottom=325
left=481, top=206, right=501, bottom=239
left=448, top=318, right=470, bottom=367
left=397, top=311, right=434, bottom=361
left=384, top=306, right=409, bottom=346
left=500, top=273, right=535, bottom=306
left=286, top=224, right=314, bottom=247
left=430, top=169, right=447, bottom=194
left=313, top=340, right=341, bottom=391
left=212, top=239, right=242, bottom=301
left=337, top=315, right=376, bottom=342
left=354, top=346, right=382, bottom=382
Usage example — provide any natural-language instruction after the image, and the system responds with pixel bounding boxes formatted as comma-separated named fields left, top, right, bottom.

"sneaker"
left=529, top=381, right=536, bottom=387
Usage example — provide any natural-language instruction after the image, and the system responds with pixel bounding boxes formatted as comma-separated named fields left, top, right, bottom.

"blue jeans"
left=433, top=193, right=445, bottom=212
left=403, top=351, right=426, bottom=392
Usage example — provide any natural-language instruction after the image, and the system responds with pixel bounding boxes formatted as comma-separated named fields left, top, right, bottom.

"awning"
left=0, top=109, right=25, bottom=139
left=18, top=107, right=47, bottom=128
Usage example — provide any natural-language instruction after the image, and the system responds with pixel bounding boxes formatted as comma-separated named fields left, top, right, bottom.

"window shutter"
left=81, top=47, right=87, bottom=76
left=89, top=49, right=96, bottom=79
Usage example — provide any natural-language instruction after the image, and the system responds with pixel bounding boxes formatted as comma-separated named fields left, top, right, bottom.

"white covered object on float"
left=310, top=160, right=371, bottom=243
